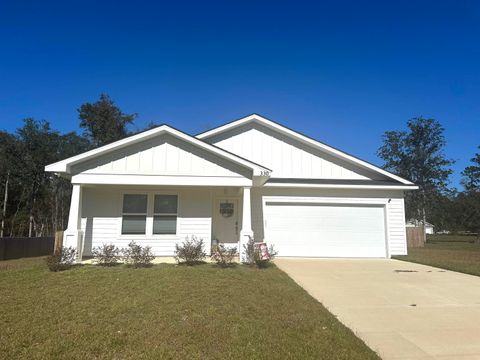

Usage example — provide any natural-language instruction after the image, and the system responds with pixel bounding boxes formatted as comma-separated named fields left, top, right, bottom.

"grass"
left=394, top=234, right=480, bottom=277
left=0, top=257, right=379, bottom=360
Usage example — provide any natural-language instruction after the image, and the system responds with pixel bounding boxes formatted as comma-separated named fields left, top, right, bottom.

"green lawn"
left=0, top=257, right=378, bottom=360
left=394, top=234, right=480, bottom=277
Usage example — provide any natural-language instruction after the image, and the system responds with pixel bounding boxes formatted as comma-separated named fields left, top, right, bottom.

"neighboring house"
left=406, top=220, right=435, bottom=235
left=45, top=114, right=417, bottom=261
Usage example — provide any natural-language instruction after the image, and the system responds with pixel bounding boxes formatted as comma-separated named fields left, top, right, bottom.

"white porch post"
left=64, top=184, right=83, bottom=262
left=239, top=186, right=254, bottom=262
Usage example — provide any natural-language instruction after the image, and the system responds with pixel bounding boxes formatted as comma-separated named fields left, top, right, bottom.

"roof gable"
left=70, top=133, right=252, bottom=178
left=45, top=125, right=270, bottom=177
left=197, top=114, right=414, bottom=185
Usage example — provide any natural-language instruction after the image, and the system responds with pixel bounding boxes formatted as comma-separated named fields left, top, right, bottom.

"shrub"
left=92, top=244, right=121, bottom=266
left=122, top=241, right=155, bottom=268
left=46, top=246, right=76, bottom=272
left=211, top=244, right=238, bottom=268
left=174, top=235, right=206, bottom=265
left=243, top=237, right=278, bottom=268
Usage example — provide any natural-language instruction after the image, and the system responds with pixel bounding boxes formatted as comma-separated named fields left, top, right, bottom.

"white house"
left=406, top=220, right=435, bottom=235
left=45, top=114, right=417, bottom=261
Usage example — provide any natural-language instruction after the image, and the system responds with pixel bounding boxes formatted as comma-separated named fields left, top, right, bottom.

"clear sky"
left=0, top=1, right=478, bottom=187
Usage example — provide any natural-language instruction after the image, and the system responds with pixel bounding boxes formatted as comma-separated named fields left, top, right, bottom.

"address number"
left=260, top=170, right=271, bottom=176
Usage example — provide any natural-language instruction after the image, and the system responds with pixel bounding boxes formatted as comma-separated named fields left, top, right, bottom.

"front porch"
left=64, top=184, right=255, bottom=262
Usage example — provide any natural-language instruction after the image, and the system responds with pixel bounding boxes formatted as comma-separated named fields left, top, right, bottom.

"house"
left=406, top=219, right=435, bottom=235
left=45, top=114, right=417, bottom=261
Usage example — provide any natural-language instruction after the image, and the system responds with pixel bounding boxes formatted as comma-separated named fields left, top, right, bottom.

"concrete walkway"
left=275, top=258, right=480, bottom=360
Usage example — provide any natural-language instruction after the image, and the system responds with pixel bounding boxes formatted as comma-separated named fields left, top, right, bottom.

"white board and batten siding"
left=205, top=123, right=386, bottom=180
left=70, top=133, right=250, bottom=181
left=79, top=186, right=212, bottom=256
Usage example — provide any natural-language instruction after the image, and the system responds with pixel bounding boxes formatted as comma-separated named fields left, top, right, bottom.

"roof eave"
left=197, top=114, right=415, bottom=186
left=44, top=124, right=270, bottom=176
left=264, top=183, right=419, bottom=190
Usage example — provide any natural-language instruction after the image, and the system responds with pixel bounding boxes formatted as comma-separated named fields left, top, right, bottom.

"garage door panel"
left=264, top=202, right=386, bottom=258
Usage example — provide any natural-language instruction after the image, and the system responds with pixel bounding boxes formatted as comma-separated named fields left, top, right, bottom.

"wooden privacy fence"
left=406, top=226, right=425, bottom=248
left=0, top=236, right=55, bottom=260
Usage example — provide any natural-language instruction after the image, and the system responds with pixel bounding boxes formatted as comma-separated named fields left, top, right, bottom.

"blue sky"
left=0, top=1, right=479, bottom=187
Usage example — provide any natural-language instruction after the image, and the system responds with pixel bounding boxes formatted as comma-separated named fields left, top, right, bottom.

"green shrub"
left=243, top=237, right=278, bottom=268
left=46, top=246, right=76, bottom=272
left=92, top=244, right=121, bottom=266
left=211, top=244, right=238, bottom=268
left=174, top=235, right=206, bottom=265
left=122, top=241, right=155, bottom=268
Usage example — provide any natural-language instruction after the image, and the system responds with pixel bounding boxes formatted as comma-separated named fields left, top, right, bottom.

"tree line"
left=378, top=117, right=480, bottom=234
left=0, top=94, right=141, bottom=237
left=0, top=96, right=479, bottom=237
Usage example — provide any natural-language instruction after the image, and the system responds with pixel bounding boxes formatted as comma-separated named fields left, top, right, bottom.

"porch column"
left=239, top=186, right=254, bottom=262
left=64, top=184, right=84, bottom=262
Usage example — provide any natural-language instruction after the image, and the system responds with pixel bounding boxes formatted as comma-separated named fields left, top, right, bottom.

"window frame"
left=152, top=194, right=178, bottom=235
left=118, top=191, right=180, bottom=238
left=121, top=194, right=148, bottom=235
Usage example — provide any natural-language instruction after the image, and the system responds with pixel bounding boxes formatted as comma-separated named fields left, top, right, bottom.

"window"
left=122, top=194, right=148, bottom=234
left=153, top=194, right=178, bottom=234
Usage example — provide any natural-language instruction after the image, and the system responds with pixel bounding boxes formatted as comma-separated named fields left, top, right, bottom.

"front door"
left=213, top=198, right=239, bottom=244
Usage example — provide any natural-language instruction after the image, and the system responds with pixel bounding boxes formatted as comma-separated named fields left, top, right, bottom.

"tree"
left=377, top=117, right=454, bottom=224
left=453, top=191, right=480, bottom=236
left=16, top=119, right=63, bottom=236
left=0, top=132, right=20, bottom=237
left=78, top=94, right=137, bottom=147
left=462, top=146, right=480, bottom=192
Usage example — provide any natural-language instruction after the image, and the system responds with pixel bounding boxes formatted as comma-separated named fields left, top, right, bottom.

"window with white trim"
left=122, top=194, right=148, bottom=234
left=153, top=194, right=178, bottom=234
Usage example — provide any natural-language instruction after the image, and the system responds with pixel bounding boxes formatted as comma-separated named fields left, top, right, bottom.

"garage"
left=264, top=201, right=387, bottom=258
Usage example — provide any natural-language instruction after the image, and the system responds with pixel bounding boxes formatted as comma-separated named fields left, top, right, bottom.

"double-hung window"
left=153, top=195, right=178, bottom=234
left=122, top=194, right=148, bottom=235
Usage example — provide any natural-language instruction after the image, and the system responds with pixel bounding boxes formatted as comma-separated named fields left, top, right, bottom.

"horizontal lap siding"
left=387, top=198, right=407, bottom=255
left=81, top=187, right=212, bottom=256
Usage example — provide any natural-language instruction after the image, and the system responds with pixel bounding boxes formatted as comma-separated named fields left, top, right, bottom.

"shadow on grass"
left=175, top=260, right=208, bottom=266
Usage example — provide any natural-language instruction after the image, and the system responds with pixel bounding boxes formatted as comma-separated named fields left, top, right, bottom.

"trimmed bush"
left=92, top=244, right=121, bottom=266
left=211, top=244, right=238, bottom=268
left=174, top=235, right=206, bottom=265
left=46, top=246, right=76, bottom=272
left=243, top=237, right=278, bottom=268
left=122, top=241, right=155, bottom=268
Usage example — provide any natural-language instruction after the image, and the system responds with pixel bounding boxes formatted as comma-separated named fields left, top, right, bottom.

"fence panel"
left=0, top=237, right=55, bottom=260
left=406, top=226, right=425, bottom=248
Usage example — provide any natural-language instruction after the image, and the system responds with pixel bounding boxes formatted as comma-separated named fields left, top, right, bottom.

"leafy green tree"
left=377, top=117, right=454, bottom=224
left=0, top=131, right=21, bottom=236
left=16, top=119, right=62, bottom=236
left=452, top=192, right=480, bottom=235
left=462, top=146, right=480, bottom=192
left=78, top=94, right=137, bottom=147
left=47, top=132, right=90, bottom=233
left=10, top=119, right=90, bottom=237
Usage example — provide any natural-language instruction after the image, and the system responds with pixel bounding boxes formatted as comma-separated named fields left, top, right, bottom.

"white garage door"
left=264, top=202, right=387, bottom=258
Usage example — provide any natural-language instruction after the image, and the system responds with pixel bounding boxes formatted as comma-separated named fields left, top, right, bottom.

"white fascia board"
left=264, top=182, right=419, bottom=190
left=71, top=174, right=253, bottom=187
left=196, top=114, right=257, bottom=139
left=45, top=124, right=271, bottom=175
left=45, top=125, right=171, bottom=173
left=263, top=196, right=390, bottom=205
left=197, top=114, right=414, bottom=185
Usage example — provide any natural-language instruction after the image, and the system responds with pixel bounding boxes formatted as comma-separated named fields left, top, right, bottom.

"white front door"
left=213, top=198, right=239, bottom=245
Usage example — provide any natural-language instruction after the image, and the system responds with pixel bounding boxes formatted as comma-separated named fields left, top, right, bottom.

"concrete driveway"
left=275, top=258, right=480, bottom=360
